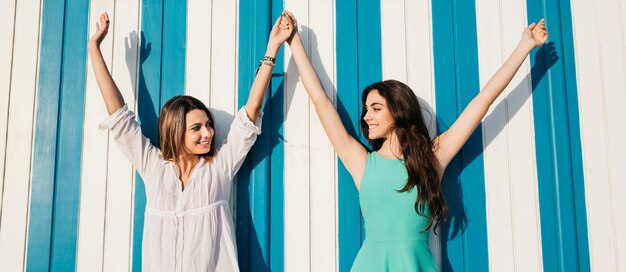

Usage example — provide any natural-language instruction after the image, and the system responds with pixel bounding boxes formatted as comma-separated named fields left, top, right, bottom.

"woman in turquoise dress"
left=280, top=12, right=548, bottom=271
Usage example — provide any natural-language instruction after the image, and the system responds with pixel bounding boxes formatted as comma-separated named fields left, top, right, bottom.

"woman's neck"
left=379, top=132, right=403, bottom=159
left=177, top=154, right=200, bottom=173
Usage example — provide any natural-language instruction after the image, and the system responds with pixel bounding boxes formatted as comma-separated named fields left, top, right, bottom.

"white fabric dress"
left=100, top=105, right=261, bottom=272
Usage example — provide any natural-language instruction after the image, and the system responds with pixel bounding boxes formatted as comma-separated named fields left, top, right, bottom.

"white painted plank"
left=570, top=0, right=616, bottom=270
left=405, top=0, right=440, bottom=268
left=185, top=0, right=212, bottom=109
left=597, top=0, right=626, bottom=269
left=283, top=2, right=311, bottom=271
left=0, top=0, right=16, bottom=213
left=309, top=0, right=337, bottom=270
left=475, top=1, right=516, bottom=270
left=0, top=0, right=41, bottom=270
left=210, top=0, right=237, bottom=146
left=615, top=0, right=626, bottom=268
left=380, top=0, right=407, bottom=82
left=477, top=0, right=544, bottom=270
left=498, top=1, right=543, bottom=271
left=406, top=0, right=437, bottom=139
left=76, top=1, right=114, bottom=271
left=102, top=1, right=141, bottom=270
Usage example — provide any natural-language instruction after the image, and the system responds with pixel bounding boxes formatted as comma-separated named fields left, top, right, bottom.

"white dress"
left=100, top=105, right=262, bottom=272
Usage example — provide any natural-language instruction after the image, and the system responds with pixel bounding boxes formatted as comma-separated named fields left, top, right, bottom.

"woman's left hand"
left=268, top=12, right=296, bottom=47
left=522, top=18, right=548, bottom=48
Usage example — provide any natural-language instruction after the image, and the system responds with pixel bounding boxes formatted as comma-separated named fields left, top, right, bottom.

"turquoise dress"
left=351, top=152, right=438, bottom=272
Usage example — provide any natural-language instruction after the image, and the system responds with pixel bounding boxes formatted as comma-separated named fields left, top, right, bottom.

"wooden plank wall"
left=0, top=0, right=624, bottom=271
left=571, top=0, right=626, bottom=270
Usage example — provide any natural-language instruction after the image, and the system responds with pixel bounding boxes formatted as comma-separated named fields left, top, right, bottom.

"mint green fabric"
left=351, top=152, right=438, bottom=272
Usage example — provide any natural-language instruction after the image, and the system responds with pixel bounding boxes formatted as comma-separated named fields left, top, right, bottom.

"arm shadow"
left=436, top=42, right=558, bottom=272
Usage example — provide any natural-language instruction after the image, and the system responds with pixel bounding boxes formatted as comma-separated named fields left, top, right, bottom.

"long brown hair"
left=360, top=80, right=448, bottom=232
left=159, top=96, right=216, bottom=164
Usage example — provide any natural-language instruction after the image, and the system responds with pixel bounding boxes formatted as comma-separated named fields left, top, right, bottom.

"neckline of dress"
left=373, top=151, right=404, bottom=161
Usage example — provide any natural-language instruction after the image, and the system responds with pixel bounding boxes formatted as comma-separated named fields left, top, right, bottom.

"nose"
left=201, top=126, right=213, bottom=138
left=363, top=110, right=372, bottom=122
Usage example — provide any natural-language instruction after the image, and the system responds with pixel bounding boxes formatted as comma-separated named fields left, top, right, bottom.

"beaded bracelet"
left=255, top=56, right=276, bottom=75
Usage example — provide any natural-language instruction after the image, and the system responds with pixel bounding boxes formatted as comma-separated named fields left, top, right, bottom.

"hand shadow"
left=125, top=30, right=159, bottom=146
left=438, top=42, right=558, bottom=272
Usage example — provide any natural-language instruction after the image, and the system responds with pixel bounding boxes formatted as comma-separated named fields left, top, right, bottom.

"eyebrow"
left=366, top=102, right=384, bottom=108
left=188, top=121, right=210, bottom=128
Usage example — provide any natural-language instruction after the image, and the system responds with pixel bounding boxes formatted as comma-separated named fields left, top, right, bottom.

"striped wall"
left=476, top=0, right=543, bottom=270
left=0, top=0, right=625, bottom=271
left=571, top=0, right=626, bottom=270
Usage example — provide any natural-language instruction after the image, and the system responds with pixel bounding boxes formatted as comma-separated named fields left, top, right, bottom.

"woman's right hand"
left=89, top=12, right=110, bottom=48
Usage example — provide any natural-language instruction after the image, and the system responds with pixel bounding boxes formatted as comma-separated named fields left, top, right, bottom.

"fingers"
left=273, top=16, right=282, bottom=30
left=96, top=12, right=110, bottom=33
left=279, top=10, right=296, bottom=30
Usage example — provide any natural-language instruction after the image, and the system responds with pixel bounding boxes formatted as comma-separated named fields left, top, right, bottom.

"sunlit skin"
left=180, top=109, right=214, bottom=164
left=363, top=90, right=402, bottom=159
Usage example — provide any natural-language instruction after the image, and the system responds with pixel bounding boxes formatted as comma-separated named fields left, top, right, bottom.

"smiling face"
left=363, top=90, right=396, bottom=140
left=183, top=109, right=215, bottom=156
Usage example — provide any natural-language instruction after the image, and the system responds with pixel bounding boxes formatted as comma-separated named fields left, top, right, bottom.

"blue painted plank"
left=525, top=0, right=590, bottom=271
left=431, top=0, right=489, bottom=271
left=269, top=2, right=285, bottom=271
left=336, top=0, right=382, bottom=270
left=335, top=1, right=361, bottom=270
left=26, top=0, right=65, bottom=270
left=133, top=0, right=163, bottom=270
left=160, top=0, right=186, bottom=106
left=236, top=0, right=280, bottom=271
left=48, top=0, right=90, bottom=270
left=27, top=0, right=89, bottom=270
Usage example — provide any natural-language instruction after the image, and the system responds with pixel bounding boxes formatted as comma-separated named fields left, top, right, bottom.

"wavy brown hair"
left=159, top=96, right=216, bottom=165
left=360, top=80, right=448, bottom=232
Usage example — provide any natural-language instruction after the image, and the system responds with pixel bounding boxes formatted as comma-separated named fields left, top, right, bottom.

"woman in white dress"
left=88, top=12, right=294, bottom=271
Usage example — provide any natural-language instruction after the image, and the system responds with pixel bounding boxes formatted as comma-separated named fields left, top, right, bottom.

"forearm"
left=478, top=39, right=535, bottom=105
left=245, top=44, right=280, bottom=121
left=288, top=33, right=331, bottom=105
left=88, top=42, right=125, bottom=115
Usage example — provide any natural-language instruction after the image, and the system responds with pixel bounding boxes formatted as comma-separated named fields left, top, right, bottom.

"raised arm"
left=244, top=15, right=293, bottom=122
left=283, top=11, right=368, bottom=188
left=433, top=19, right=548, bottom=173
left=88, top=12, right=125, bottom=115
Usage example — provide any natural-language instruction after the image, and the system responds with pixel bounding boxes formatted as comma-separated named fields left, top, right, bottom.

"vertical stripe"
left=307, top=0, right=338, bottom=270
left=27, top=0, right=89, bottom=270
left=26, top=0, right=63, bottom=270
left=284, top=1, right=311, bottom=270
left=571, top=0, right=626, bottom=269
left=133, top=0, right=187, bottom=270
left=525, top=0, right=590, bottom=271
left=48, top=1, right=90, bottom=269
left=236, top=0, right=284, bottom=270
left=431, top=0, right=489, bottom=271
left=0, top=0, right=17, bottom=213
left=475, top=0, right=544, bottom=270
left=335, top=0, right=382, bottom=270
left=268, top=2, right=285, bottom=271
left=102, top=1, right=140, bottom=270
left=77, top=2, right=114, bottom=270
left=0, top=0, right=41, bottom=270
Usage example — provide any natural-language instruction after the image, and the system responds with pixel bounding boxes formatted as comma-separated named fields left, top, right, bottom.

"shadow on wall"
left=437, top=42, right=558, bottom=272
left=235, top=77, right=286, bottom=272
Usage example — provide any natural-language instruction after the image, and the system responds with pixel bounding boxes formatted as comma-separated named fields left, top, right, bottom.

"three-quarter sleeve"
left=99, top=105, right=162, bottom=182
left=215, top=107, right=262, bottom=181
